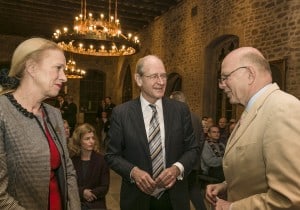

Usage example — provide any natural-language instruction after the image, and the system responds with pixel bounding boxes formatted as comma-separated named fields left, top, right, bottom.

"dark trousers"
left=149, top=191, right=173, bottom=210
left=188, top=170, right=207, bottom=210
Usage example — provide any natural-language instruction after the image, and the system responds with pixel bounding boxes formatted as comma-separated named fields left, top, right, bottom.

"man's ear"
left=135, top=73, right=143, bottom=87
left=248, top=67, right=256, bottom=85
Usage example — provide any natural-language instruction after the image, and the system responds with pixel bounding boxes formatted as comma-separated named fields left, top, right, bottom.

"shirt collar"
left=140, top=94, right=163, bottom=111
left=246, top=83, right=272, bottom=111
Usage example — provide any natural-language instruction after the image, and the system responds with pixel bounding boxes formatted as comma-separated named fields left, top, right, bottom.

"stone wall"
left=0, top=35, right=25, bottom=63
left=1, top=0, right=299, bottom=120
left=136, top=0, right=300, bottom=118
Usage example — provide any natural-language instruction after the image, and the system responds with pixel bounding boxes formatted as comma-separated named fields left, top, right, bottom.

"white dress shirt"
left=140, top=95, right=184, bottom=178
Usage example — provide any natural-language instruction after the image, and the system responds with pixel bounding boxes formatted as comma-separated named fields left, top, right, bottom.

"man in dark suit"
left=105, top=55, right=200, bottom=210
left=104, top=96, right=115, bottom=119
left=55, top=94, right=69, bottom=119
left=65, top=94, right=77, bottom=136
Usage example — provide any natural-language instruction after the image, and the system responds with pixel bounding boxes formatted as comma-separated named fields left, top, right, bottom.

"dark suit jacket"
left=105, top=97, right=200, bottom=210
left=66, top=102, right=77, bottom=125
left=55, top=100, right=69, bottom=120
left=72, top=151, right=110, bottom=210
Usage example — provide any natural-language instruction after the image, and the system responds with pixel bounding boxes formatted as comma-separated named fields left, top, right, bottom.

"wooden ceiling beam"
left=0, top=0, right=182, bottom=38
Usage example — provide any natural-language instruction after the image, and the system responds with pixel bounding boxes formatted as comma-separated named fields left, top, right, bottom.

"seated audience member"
left=70, top=123, right=110, bottom=210
left=218, top=117, right=229, bottom=146
left=206, top=117, right=214, bottom=129
left=202, top=120, right=209, bottom=140
left=201, top=125, right=225, bottom=182
left=202, top=116, right=208, bottom=128
left=63, top=120, right=71, bottom=141
left=228, top=121, right=237, bottom=135
left=229, top=118, right=236, bottom=124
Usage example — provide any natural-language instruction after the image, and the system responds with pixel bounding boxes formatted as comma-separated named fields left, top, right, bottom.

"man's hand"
left=215, top=197, right=232, bottom=210
left=155, top=165, right=180, bottom=189
left=205, top=182, right=227, bottom=205
left=131, top=167, right=156, bottom=195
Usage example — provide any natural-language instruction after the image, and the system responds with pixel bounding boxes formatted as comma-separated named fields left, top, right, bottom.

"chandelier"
left=53, top=0, right=140, bottom=56
left=65, top=57, right=86, bottom=79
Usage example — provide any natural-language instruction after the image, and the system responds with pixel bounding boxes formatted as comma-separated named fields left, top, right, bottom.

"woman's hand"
left=83, top=189, right=97, bottom=202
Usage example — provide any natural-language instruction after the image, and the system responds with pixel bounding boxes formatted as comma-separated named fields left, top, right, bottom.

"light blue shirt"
left=246, top=83, right=273, bottom=111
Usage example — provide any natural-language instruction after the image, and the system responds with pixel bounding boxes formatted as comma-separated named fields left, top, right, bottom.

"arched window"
left=165, top=72, right=182, bottom=97
left=80, top=69, right=105, bottom=112
left=203, top=35, right=239, bottom=121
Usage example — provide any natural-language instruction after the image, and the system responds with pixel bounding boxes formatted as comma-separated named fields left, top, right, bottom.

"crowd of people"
left=55, top=94, right=78, bottom=136
left=1, top=37, right=300, bottom=210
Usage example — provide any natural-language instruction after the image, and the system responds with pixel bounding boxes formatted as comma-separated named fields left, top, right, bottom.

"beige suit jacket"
left=223, top=83, right=300, bottom=210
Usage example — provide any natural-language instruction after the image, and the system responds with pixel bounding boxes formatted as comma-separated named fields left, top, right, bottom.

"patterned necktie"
left=149, top=104, right=164, bottom=178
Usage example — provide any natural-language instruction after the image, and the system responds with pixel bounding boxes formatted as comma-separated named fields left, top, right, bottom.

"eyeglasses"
left=218, top=66, right=248, bottom=84
left=142, top=73, right=168, bottom=81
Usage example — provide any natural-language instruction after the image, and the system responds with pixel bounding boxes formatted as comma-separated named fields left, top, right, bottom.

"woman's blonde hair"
left=1, top=37, right=62, bottom=94
left=68, top=123, right=100, bottom=157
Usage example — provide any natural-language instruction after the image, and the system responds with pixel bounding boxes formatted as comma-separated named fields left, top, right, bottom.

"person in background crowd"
left=105, top=55, right=199, bottom=210
left=206, top=117, right=214, bottom=129
left=65, top=94, right=77, bottom=136
left=70, top=123, right=110, bottom=210
left=202, top=122, right=209, bottom=140
left=228, top=121, right=237, bottom=136
left=201, top=116, right=208, bottom=128
left=63, top=119, right=71, bottom=140
left=170, top=90, right=206, bottom=210
left=0, top=37, right=80, bottom=210
left=201, top=125, right=225, bottom=182
left=206, top=47, right=300, bottom=210
left=56, top=94, right=69, bottom=119
left=96, top=111, right=110, bottom=149
left=96, top=99, right=106, bottom=120
left=218, top=117, right=229, bottom=146
left=104, top=96, right=115, bottom=118
left=228, top=118, right=236, bottom=125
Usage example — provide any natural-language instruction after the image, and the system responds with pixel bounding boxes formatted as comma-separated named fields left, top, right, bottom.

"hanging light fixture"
left=65, top=55, right=86, bottom=79
left=53, top=0, right=140, bottom=56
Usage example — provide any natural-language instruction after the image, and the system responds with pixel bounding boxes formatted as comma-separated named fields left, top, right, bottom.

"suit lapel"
left=224, top=110, right=256, bottom=155
left=162, top=98, right=171, bottom=156
left=131, top=98, right=151, bottom=154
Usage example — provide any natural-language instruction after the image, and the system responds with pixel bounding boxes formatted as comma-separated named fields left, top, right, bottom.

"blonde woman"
left=70, top=123, right=110, bottom=210
left=0, top=37, right=80, bottom=209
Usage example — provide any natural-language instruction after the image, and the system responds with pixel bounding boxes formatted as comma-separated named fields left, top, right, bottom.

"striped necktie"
left=149, top=104, right=164, bottom=178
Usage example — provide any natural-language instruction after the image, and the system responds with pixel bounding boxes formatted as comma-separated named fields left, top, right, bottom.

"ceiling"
left=0, top=0, right=182, bottom=39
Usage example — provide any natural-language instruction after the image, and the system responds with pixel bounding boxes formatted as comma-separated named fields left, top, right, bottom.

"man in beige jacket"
left=206, top=47, right=300, bottom=210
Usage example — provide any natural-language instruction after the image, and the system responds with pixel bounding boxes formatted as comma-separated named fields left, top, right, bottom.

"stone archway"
left=165, top=72, right=182, bottom=97
left=203, top=35, right=239, bottom=122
